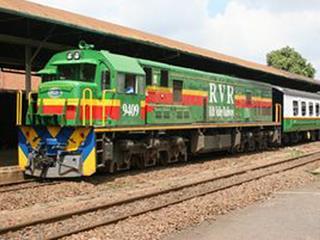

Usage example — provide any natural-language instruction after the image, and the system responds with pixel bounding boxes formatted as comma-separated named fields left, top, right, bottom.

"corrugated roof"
left=275, top=86, right=320, bottom=100
left=0, top=0, right=317, bottom=84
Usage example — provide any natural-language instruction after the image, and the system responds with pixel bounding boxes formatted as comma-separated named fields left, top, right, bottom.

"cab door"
left=115, top=73, right=146, bottom=126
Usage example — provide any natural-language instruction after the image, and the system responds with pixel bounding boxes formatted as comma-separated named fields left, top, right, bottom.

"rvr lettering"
left=209, top=83, right=234, bottom=104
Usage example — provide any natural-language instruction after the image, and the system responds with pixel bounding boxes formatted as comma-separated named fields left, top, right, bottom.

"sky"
left=29, top=0, right=320, bottom=78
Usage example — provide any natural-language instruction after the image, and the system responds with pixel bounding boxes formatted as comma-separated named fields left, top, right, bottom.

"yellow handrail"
left=16, top=90, right=23, bottom=125
left=102, top=90, right=108, bottom=126
left=275, top=103, right=282, bottom=123
left=82, top=88, right=93, bottom=126
left=28, top=91, right=38, bottom=108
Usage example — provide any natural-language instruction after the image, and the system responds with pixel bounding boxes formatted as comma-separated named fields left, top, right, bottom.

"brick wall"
left=0, top=70, right=40, bottom=91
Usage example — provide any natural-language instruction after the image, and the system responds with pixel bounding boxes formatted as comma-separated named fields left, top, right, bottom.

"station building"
left=0, top=0, right=320, bottom=167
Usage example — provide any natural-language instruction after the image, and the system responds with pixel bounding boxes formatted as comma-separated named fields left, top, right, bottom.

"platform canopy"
left=0, top=0, right=319, bottom=92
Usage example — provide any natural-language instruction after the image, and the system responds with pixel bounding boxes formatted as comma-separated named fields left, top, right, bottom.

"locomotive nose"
left=40, top=80, right=81, bottom=99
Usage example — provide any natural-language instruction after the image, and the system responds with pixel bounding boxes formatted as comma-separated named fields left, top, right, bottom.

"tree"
left=266, top=46, right=316, bottom=78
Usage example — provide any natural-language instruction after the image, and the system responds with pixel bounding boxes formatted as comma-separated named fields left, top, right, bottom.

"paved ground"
left=166, top=179, right=320, bottom=240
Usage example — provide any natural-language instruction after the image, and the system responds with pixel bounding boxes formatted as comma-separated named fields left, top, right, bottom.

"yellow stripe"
left=235, top=95, right=272, bottom=102
left=141, top=100, right=146, bottom=108
left=65, top=128, right=91, bottom=151
left=41, top=98, right=66, bottom=105
left=68, top=99, right=80, bottom=105
left=103, top=99, right=121, bottom=107
left=183, top=89, right=208, bottom=97
left=235, top=95, right=246, bottom=100
left=147, top=86, right=172, bottom=93
left=81, top=99, right=121, bottom=107
left=147, top=86, right=208, bottom=97
left=82, top=148, right=96, bottom=176
left=284, top=117, right=320, bottom=120
left=21, top=126, right=40, bottom=149
left=18, top=146, right=28, bottom=170
left=252, top=97, right=272, bottom=102
left=39, top=98, right=121, bottom=107
left=47, top=127, right=61, bottom=138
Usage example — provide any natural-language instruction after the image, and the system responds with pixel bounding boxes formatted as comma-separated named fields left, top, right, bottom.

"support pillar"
left=25, top=45, right=31, bottom=98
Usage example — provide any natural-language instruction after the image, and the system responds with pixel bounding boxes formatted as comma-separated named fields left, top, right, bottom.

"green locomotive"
left=18, top=42, right=282, bottom=177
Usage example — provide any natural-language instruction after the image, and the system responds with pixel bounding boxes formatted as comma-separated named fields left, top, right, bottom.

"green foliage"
left=266, top=46, right=316, bottom=78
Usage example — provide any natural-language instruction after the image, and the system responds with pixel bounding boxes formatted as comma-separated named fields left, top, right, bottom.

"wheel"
left=159, top=151, right=169, bottom=166
left=106, top=161, right=117, bottom=174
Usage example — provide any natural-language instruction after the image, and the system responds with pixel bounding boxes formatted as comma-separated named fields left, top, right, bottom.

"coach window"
left=173, top=80, right=183, bottom=103
left=293, top=101, right=299, bottom=116
left=160, top=70, right=169, bottom=87
left=144, top=68, right=152, bottom=86
left=309, top=102, right=314, bottom=116
left=301, top=101, right=306, bottom=116
left=316, top=103, right=320, bottom=116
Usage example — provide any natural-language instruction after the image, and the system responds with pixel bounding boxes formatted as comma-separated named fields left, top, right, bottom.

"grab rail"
left=16, top=90, right=23, bottom=125
left=27, top=91, right=38, bottom=110
left=102, top=90, right=108, bottom=126
left=82, top=88, right=93, bottom=126
left=275, top=103, right=282, bottom=123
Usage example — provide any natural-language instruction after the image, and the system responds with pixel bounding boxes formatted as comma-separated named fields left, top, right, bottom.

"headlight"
left=73, top=51, right=81, bottom=60
left=67, top=52, right=73, bottom=60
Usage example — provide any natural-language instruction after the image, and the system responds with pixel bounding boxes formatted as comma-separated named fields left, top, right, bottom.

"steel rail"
left=0, top=181, right=58, bottom=194
left=0, top=179, right=34, bottom=188
left=1, top=150, right=320, bottom=238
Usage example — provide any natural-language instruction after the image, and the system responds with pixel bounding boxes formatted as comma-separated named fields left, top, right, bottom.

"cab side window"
left=301, top=101, right=306, bottom=116
left=117, top=73, right=136, bottom=94
left=117, top=73, right=146, bottom=95
left=293, top=100, right=299, bottom=116
left=124, top=74, right=137, bottom=94
left=101, top=71, right=110, bottom=90
left=316, top=103, right=320, bottom=116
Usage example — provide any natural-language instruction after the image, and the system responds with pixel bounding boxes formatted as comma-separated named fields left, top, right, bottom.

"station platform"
left=0, top=149, right=22, bottom=182
left=166, top=180, right=320, bottom=240
left=0, top=149, right=18, bottom=167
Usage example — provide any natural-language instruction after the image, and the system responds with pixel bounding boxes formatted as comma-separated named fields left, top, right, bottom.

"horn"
left=78, top=40, right=95, bottom=50
left=79, top=40, right=87, bottom=49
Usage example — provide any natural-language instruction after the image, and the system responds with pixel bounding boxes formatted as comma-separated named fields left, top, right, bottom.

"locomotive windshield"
left=57, top=63, right=96, bottom=82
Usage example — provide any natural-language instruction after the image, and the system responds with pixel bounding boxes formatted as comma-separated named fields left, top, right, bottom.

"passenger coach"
left=274, top=87, right=320, bottom=144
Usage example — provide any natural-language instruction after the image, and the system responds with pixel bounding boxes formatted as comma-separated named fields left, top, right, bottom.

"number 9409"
left=122, top=104, right=140, bottom=117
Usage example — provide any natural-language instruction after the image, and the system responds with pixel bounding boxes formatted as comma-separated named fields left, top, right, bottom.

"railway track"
left=1, top=150, right=319, bottom=240
left=0, top=178, right=61, bottom=194
left=0, top=179, right=34, bottom=188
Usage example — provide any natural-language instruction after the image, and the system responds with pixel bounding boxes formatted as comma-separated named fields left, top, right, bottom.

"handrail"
left=102, top=90, right=108, bottom=126
left=82, top=88, right=93, bottom=126
left=27, top=91, right=35, bottom=106
left=275, top=103, right=282, bottom=123
left=16, top=90, right=23, bottom=125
